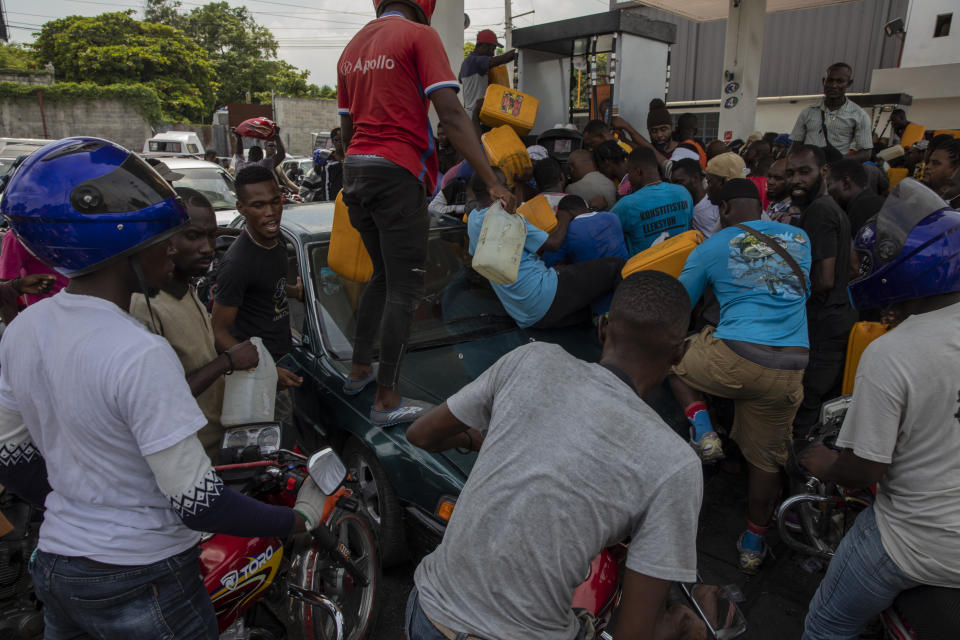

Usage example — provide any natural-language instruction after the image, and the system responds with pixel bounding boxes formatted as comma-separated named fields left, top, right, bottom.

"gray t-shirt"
left=414, top=342, right=703, bottom=640
left=836, top=301, right=960, bottom=587
left=565, top=171, right=618, bottom=210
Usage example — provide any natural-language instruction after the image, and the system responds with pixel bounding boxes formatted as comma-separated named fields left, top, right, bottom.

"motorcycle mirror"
left=308, top=448, right=348, bottom=495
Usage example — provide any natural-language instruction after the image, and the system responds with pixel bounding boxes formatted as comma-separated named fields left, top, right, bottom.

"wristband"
left=223, top=351, right=235, bottom=375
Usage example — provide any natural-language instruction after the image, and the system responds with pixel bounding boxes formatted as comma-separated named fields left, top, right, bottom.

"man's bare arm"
left=406, top=403, right=484, bottom=453
left=212, top=302, right=241, bottom=352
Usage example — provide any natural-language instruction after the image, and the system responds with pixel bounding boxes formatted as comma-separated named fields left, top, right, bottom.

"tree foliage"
left=146, top=0, right=327, bottom=106
left=32, top=11, right=216, bottom=122
left=0, top=43, right=41, bottom=70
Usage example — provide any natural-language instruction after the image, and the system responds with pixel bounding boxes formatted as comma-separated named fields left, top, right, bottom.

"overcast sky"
left=5, top=0, right=612, bottom=87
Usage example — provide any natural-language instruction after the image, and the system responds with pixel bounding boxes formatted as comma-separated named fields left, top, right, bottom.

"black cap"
left=716, top=178, right=761, bottom=203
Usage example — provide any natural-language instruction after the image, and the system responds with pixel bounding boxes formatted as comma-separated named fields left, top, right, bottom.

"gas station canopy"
left=627, top=0, right=859, bottom=22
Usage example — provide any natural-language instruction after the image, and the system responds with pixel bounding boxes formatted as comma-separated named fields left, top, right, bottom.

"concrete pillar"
left=718, top=0, right=766, bottom=145
left=432, top=0, right=465, bottom=81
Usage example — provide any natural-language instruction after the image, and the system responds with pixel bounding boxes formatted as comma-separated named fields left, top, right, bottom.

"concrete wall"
left=0, top=70, right=54, bottom=85
left=518, top=50, right=571, bottom=135
left=271, top=97, right=339, bottom=156
left=902, top=0, right=960, bottom=68
left=0, top=96, right=152, bottom=150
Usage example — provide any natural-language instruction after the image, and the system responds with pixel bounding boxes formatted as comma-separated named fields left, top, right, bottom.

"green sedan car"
left=227, top=202, right=682, bottom=566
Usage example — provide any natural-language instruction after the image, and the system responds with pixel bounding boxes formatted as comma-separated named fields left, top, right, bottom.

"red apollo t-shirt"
left=337, top=14, right=460, bottom=194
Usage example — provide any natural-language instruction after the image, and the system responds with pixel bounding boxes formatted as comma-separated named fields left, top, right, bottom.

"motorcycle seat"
left=893, top=585, right=960, bottom=638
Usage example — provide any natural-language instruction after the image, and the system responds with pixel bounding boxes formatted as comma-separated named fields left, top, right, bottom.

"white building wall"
left=517, top=50, right=571, bottom=136
left=615, top=34, right=670, bottom=140
left=901, top=0, right=960, bottom=68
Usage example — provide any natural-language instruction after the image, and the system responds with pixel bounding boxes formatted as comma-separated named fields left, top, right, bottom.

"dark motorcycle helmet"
left=848, top=178, right=960, bottom=310
left=0, top=137, right=188, bottom=277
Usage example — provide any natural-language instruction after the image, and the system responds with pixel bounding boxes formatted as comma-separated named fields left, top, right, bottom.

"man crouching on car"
left=405, top=271, right=704, bottom=640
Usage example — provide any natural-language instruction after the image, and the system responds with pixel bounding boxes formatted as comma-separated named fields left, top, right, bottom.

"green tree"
left=0, top=43, right=41, bottom=70
left=32, top=11, right=216, bottom=122
left=464, top=42, right=475, bottom=58
left=147, top=0, right=322, bottom=106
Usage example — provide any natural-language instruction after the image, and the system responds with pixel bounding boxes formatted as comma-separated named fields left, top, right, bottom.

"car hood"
left=397, top=325, right=602, bottom=477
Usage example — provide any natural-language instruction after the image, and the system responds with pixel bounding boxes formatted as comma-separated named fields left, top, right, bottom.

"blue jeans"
left=30, top=546, right=218, bottom=640
left=802, top=505, right=920, bottom=640
left=405, top=586, right=593, bottom=640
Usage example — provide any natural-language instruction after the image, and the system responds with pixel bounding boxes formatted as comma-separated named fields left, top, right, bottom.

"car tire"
left=342, top=438, right=408, bottom=568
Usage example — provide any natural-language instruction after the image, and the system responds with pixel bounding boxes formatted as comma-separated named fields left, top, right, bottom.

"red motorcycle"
left=203, top=424, right=380, bottom=640
left=572, top=542, right=747, bottom=639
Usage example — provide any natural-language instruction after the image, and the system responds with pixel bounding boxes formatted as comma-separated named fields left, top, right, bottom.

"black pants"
left=533, top=257, right=625, bottom=329
left=794, top=335, right=847, bottom=432
left=342, top=162, right=429, bottom=388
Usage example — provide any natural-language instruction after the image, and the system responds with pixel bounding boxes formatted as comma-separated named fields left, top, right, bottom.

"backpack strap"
left=734, top=223, right=808, bottom=296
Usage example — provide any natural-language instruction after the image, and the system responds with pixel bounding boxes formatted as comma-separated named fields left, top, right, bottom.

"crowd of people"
left=0, top=0, right=957, bottom=639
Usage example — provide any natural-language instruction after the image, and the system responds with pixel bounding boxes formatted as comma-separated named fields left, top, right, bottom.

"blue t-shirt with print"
left=611, top=182, right=694, bottom=256
left=467, top=208, right=558, bottom=328
left=679, top=220, right=812, bottom=347
left=543, top=211, right=628, bottom=314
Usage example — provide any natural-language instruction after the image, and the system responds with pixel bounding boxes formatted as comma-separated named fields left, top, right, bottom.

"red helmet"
left=372, top=0, right=435, bottom=24
left=234, top=117, right=276, bottom=140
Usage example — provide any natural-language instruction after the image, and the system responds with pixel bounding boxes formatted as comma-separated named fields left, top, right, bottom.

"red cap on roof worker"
left=459, top=28, right=517, bottom=119
left=336, top=2, right=515, bottom=427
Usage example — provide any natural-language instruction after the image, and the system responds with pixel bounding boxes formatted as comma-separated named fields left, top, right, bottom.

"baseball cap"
left=477, top=29, right=501, bottom=46
left=705, top=152, right=747, bottom=180
left=716, top=178, right=761, bottom=203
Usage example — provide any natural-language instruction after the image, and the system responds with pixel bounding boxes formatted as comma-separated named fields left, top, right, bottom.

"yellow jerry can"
left=328, top=191, right=373, bottom=283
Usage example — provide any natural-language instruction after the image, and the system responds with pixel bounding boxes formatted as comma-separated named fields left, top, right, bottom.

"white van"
left=143, top=131, right=205, bottom=156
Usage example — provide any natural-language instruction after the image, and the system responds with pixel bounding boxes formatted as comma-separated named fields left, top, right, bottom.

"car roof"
left=280, top=201, right=336, bottom=237
left=158, top=158, right=225, bottom=170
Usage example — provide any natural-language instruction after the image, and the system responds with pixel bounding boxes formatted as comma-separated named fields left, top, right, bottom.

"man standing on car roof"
left=337, top=0, right=516, bottom=427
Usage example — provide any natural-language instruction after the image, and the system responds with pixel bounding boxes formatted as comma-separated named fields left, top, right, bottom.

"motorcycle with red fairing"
left=202, top=423, right=379, bottom=640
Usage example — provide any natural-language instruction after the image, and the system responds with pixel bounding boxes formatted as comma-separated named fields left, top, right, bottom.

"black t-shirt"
left=799, top=194, right=858, bottom=343
left=215, top=231, right=291, bottom=359
left=845, top=188, right=886, bottom=239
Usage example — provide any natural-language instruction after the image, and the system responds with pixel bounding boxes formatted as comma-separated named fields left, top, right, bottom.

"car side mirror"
left=308, top=447, right=347, bottom=495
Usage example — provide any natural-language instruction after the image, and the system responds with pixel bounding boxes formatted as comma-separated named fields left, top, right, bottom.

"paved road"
left=364, top=462, right=832, bottom=640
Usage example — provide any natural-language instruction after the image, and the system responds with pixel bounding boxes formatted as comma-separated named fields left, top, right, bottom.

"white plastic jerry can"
left=471, top=201, right=527, bottom=285
left=221, top=337, right=278, bottom=426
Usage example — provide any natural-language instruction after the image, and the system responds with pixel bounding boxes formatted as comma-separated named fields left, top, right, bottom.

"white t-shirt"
left=692, top=195, right=719, bottom=238
left=836, top=301, right=960, bottom=586
left=0, top=291, right=207, bottom=564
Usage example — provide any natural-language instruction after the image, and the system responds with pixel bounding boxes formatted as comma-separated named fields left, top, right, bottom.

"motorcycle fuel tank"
left=572, top=548, right=620, bottom=617
left=200, top=534, right=285, bottom=631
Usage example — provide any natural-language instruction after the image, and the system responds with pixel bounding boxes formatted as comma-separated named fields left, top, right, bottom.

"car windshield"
left=175, top=167, right=238, bottom=210
left=0, top=158, right=14, bottom=177
left=308, top=224, right=516, bottom=361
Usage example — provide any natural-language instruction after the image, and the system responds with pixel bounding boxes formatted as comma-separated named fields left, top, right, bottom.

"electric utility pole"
left=504, top=0, right=512, bottom=50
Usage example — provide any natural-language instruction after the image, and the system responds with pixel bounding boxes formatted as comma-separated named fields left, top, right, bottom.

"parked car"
left=281, top=157, right=314, bottom=183
left=162, top=157, right=240, bottom=226
left=0, top=138, right=50, bottom=179
left=143, top=131, right=205, bottom=156
left=225, top=203, right=683, bottom=566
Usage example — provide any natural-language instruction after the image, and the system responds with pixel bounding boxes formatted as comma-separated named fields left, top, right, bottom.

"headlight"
left=819, top=396, right=852, bottom=427
left=220, top=424, right=283, bottom=456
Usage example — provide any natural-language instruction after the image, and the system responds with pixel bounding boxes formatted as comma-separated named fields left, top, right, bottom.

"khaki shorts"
left=672, top=327, right=805, bottom=473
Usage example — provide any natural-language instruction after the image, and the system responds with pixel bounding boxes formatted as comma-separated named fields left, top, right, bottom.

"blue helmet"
left=0, top=137, right=188, bottom=277
left=848, top=178, right=960, bottom=310
left=313, top=148, right=330, bottom=168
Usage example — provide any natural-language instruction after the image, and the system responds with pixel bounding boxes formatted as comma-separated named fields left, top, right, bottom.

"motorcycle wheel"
left=307, top=512, right=380, bottom=640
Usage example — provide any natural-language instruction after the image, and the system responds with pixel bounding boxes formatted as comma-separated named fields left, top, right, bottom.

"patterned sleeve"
left=0, top=378, right=51, bottom=507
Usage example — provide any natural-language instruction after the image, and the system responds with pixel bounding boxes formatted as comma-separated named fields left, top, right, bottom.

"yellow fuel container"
left=482, top=125, right=531, bottom=188
left=842, top=322, right=891, bottom=394
left=887, top=167, right=909, bottom=189
left=621, top=230, right=705, bottom=279
left=518, top=195, right=558, bottom=232
left=328, top=191, right=373, bottom=282
left=899, top=123, right=925, bottom=149
left=479, top=84, right=539, bottom=137
left=487, top=65, right=510, bottom=89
